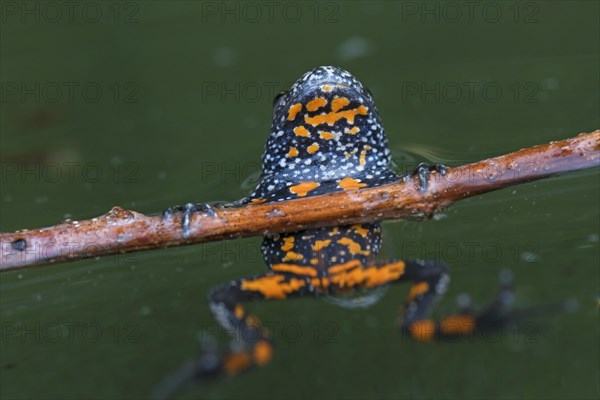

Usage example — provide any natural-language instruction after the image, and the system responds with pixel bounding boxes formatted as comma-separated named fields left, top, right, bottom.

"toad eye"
left=273, top=91, right=288, bottom=107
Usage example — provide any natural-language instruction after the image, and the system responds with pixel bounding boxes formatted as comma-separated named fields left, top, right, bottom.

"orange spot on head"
left=287, top=103, right=302, bottom=120
left=306, top=97, right=327, bottom=112
left=290, top=181, right=319, bottom=197
left=310, top=258, right=319, bottom=265
left=293, top=126, right=310, bottom=137
left=407, top=282, right=429, bottom=301
left=338, top=177, right=367, bottom=190
left=331, top=97, right=350, bottom=112
left=253, top=340, right=273, bottom=366
left=345, top=126, right=360, bottom=135
left=441, top=315, right=476, bottom=335
left=305, top=105, right=368, bottom=127
left=283, top=251, right=304, bottom=261
left=287, top=147, right=299, bottom=157
left=359, top=149, right=368, bottom=166
left=321, top=85, right=333, bottom=92
left=319, top=131, right=335, bottom=140
left=312, top=239, right=331, bottom=251
left=352, top=224, right=369, bottom=237
left=338, top=237, right=370, bottom=256
left=307, top=143, right=320, bottom=154
left=410, top=320, right=436, bottom=342
left=281, top=237, right=294, bottom=251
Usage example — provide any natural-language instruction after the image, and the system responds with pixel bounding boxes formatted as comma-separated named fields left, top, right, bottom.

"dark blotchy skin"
left=157, top=67, right=519, bottom=397
left=248, top=66, right=397, bottom=277
left=247, top=66, right=398, bottom=204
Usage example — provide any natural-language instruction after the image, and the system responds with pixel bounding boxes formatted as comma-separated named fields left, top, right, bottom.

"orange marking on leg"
left=319, top=131, right=335, bottom=140
left=312, top=239, right=331, bottom=251
left=241, top=275, right=306, bottom=299
left=338, top=177, right=366, bottom=190
left=290, top=181, right=319, bottom=196
left=287, top=103, right=302, bottom=120
left=245, top=314, right=261, bottom=327
left=410, top=320, right=436, bottom=342
left=331, top=97, right=350, bottom=112
left=253, top=340, right=273, bottom=366
left=344, top=126, right=360, bottom=135
left=293, top=126, right=310, bottom=137
left=307, top=143, right=320, bottom=154
left=223, top=351, right=252, bottom=375
left=234, top=304, right=245, bottom=319
left=306, top=97, right=327, bottom=112
left=272, top=263, right=317, bottom=277
left=407, top=282, right=430, bottom=301
left=363, top=261, right=405, bottom=287
left=441, top=315, right=476, bottom=335
left=287, top=147, right=299, bottom=157
left=304, top=105, right=368, bottom=127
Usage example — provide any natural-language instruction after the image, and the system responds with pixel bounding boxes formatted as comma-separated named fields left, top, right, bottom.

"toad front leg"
left=161, top=201, right=242, bottom=238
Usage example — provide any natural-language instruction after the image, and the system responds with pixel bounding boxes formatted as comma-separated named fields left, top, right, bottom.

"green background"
left=1, top=1, right=598, bottom=399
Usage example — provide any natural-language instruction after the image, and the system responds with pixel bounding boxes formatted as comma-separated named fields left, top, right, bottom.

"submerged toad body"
left=158, top=67, right=517, bottom=392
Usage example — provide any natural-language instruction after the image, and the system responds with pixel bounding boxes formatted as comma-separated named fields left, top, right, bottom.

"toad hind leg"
left=153, top=272, right=312, bottom=399
left=322, top=259, right=519, bottom=342
left=207, top=272, right=314, bottom=376
left=392, top=260, right=517, bottom=341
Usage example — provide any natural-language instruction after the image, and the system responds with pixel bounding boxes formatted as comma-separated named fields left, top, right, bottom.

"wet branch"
left=1, top=130, right=599, bottom=271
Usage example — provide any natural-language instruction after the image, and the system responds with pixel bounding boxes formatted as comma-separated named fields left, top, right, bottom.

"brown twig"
left=1, top=130, right=598, bottom=271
